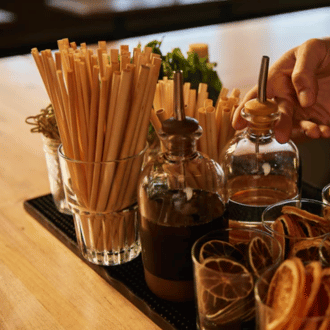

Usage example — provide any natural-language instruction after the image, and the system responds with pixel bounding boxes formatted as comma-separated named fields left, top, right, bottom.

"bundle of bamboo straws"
left=31, top=39, right=162, bottom=213
left=150, top=77, right=240, bottom=163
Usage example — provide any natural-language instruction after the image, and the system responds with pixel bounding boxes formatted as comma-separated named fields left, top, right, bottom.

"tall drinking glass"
left=58, top=144, right=147, bottom=266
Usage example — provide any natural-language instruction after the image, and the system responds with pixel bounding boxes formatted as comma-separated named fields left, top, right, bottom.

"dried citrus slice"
left=276, top=214, right=306, bottom=255
left=198, top=257, right=254, bottom=325
left=281, top=205, right=328, bottom=227
left=209, top=293, right=255, bottom=324
left=199, top=288, right=233, bottom=317
left=300, top=261, right=322, bottom=320
left=298, top=219, right=324, bottom=237
left=197, top=257, right=254, bottom=325
left=199, top=257, right=254, bottom=301
left=289, top=238, right=324, bottom=262
left=306, top=267, right=330, bottom=329
left=319, top=268, right=330, bottom=330
left=266, top=257, right=306, bottom=330
left=248, top=236, right=273, bottom=277
left=271, top=218, right=286, bottom=259
left=323, top=206, right=330, bottom=221
left=199, top=240, right=244, bottom=263
left=279, top=214, right=305, bottom=238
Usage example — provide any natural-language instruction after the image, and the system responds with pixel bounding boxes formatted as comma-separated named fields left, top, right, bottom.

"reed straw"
left=32, top=39, right=161, bottom=254
left=151, top=76, right=241, bottom=162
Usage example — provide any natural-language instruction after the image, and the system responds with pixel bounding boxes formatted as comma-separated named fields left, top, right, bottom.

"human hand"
left=232, top=38, right=330, bottom=143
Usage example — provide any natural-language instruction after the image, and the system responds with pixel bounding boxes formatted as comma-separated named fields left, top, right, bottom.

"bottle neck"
left=246, top=124, right=274, bottom=137
left=163, top=136, right=198, bottom=160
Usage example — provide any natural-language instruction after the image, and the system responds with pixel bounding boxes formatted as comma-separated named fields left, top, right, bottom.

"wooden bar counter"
left=1, top=7, right=330, bottom=329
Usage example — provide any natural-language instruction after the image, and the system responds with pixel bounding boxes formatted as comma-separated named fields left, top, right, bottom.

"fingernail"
left=298, top=90, right=313, bottom=107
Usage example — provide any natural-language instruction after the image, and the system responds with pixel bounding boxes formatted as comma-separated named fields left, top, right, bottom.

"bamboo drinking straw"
left=32, top=39, right=162, bottom=254
left=151, top=76, right=241, bottom=162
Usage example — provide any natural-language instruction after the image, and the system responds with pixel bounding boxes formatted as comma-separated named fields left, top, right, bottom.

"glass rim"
left=262, top=198, right=329, bottom=239
left=191, top=226, right=282, bottom=267
left=58, top=143, right=148, bottom=164
left=322, top=183, right=330, bottom=196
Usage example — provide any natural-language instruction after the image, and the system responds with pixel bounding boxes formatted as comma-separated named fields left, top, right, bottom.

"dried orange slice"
left=248, top=236, right=273, bottom=277
left=320, top=239, right=330, bottom=266
left=271, top=218, right=286, bottom=259
left=319, top=268, right=330, bottom=330
left=300, top=261, right=322, bottom=320
left=199, top=257, right=254, bottom=301
left=279, top=214, right=305, bottom=238
left=323, top=206, right=330, bottom=221
left=293, top=262, right=325, bottom=330
left=199, top=288, right=233, bottom=317
left=289, top=238, right=324, bottom=262
left=198, top=257, right=254, bottom=325
left=281, top=205, right=328, bottom=227
left=266, top=257, right=306, bottom=330
left=298, top=219, right=323, bottom=237
left=209, top=293, right=255, bottom=324
left=199, top=240, right=244, bottom=263
left=306, top=267, right=330, bottom=329
left=277, top=214, right=306, bottom=255
left=321, top=267, right=330, bottom=300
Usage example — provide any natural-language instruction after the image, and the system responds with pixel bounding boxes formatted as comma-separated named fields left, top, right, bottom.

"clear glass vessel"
left=58, top=144, right=147, bottom=266
left=137, top=71, right=227, bottom=302
left=220, top=98, right=301, bottom=226
left=42, top=135, right=71, bottom=214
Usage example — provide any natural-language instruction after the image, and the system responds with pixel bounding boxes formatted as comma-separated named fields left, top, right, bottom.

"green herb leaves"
left=146, top=40, right=222, bottom=104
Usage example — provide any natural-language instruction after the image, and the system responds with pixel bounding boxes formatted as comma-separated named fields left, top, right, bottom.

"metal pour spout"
left=174, top=70, right=185, bottom=121
left=257, top=56, right=269, bottom=104
left=256, top=55, right=269, bottom=158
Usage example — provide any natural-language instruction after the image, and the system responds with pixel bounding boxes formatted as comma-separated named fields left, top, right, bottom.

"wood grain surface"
left=1, top=7, right=330, bottom=329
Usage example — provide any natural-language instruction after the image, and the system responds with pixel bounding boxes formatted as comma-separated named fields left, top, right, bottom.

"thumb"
left=274, top=97, right=293, bottom=144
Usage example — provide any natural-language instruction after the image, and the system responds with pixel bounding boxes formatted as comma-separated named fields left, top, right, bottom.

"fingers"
left=292, top=39, right=327, bottom=107
left=299, top=121, right=330, bottom=139
left=300, top=121, right=321, bottom=138
left=320, top=125, right=330, bottom=138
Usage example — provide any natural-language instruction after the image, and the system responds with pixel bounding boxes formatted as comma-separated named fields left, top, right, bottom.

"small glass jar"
left=220, top=99, right=301, bottom=226
left=42, top=135, right=71, bottom=214
left=138, top=71, right=227, bottom=302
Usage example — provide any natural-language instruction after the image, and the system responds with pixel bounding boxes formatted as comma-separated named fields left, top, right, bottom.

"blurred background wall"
left=1, top=0, right=330, bottom=57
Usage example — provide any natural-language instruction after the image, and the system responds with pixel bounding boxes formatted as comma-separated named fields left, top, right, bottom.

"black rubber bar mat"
left=23, top=181, right=320, bottom=330
left=24, top=193, right=198, bottom=330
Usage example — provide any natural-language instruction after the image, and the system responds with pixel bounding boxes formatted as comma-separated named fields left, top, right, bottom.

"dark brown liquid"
left=139, top=189, right=227, bottom=301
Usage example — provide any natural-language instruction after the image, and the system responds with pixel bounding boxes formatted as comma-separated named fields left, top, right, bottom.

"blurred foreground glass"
left=255, top=262, right=330, bottom=330
left=42, top=135, right=71, bottom=214
left=58, top=144, right=147, bottom=266
left=322, top=183, right=330, bottom=205
left=191, top=227, right=282, bottom=330
left=262, top=199, right=330, bottom=261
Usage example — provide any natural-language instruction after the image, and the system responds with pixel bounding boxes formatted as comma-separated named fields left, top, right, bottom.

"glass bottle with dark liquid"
left=138, top=71, right=227, bottom=302
left=220, top=56, right=301, bottom=227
